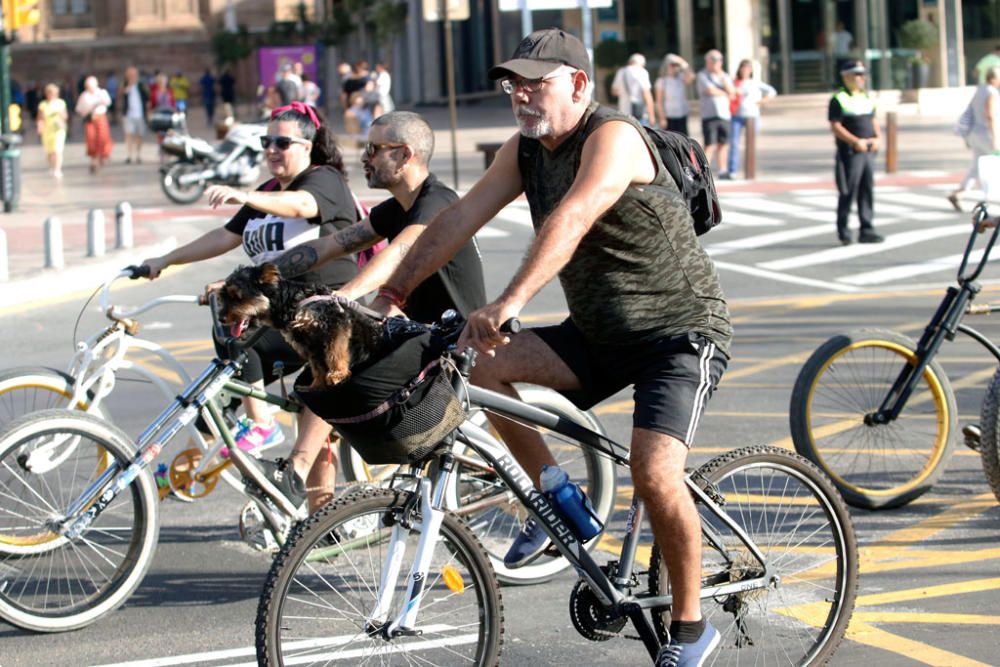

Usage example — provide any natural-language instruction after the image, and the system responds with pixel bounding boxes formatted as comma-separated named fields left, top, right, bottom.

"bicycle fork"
left=367, top=454, right=456, bottom=639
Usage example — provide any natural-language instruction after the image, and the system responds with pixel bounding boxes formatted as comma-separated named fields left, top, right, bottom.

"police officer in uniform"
left=829, top=59, right=884, bottom=245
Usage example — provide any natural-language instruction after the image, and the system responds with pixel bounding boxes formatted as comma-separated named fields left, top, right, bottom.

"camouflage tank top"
left=518, top=102, right=732, bottom=354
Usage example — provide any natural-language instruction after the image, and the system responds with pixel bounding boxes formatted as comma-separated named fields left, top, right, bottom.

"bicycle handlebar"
left=101, top=267, right=200, bottom=324
left=958, top=203, right=1000, bottom=284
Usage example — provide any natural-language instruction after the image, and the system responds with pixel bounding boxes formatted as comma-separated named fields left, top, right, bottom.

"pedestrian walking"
left=75, top=75, right=113, bottom=174
left=374, top=62, right=394, bottom=114
left=219, top=68, right=236, bottom=105
left=697, top=49, right=736, bottom=178
left=36, top=83, right=67, bottom=179
left=611, top=53, right=655, bottom=125
left=121, top=66, right=149, bottom=165
left=949, top=66, right=1000, bottom=212
left=200, top=69, right=216, bottom=126
left=829, top=59, right=884, bottom=245
left=654, top=53, right=694, bottom=135
left=169, top=70, right=190, bottom=112
left=727, top=59, right=776, bottom=178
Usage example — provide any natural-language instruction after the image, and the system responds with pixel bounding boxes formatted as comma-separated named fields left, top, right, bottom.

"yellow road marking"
left=844, top=620, right=992, bottom=667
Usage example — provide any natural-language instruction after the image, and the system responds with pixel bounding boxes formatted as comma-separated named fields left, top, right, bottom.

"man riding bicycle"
left=371, top=28, right=732, bottom=667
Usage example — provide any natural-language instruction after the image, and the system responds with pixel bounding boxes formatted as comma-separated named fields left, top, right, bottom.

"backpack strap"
left=582, top=105, right=669, bottom=188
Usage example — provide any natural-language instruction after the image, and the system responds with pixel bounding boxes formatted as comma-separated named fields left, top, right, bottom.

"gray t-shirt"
left=697, top=69, right=733, bottom=120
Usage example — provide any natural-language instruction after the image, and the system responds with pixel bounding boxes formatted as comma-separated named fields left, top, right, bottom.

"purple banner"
left=257, top=45, right=318, bottom=86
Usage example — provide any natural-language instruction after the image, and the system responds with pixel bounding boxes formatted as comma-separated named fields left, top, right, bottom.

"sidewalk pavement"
left=0, top=94, right=974, bottom=312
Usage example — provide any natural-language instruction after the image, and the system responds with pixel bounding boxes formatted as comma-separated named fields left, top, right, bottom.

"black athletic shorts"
left=702, top=117, right=730, bottom=146
left=532, top=320, right=727, bottom=446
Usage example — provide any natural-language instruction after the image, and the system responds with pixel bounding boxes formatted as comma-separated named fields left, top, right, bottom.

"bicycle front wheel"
left=649, top=446, right=858, bottom=666
left=789, top=328, right=957, bottom=509
left=978, top=367, right=1000, bottom=503
left=0, top=366, right=111, bottom=425
left=0, top=409, right=159, bottom=632
left=256, top=486, right=504, bottom=666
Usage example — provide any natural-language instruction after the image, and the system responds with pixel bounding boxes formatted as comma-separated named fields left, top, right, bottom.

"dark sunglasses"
left=260, top=135, right=310, bottom=151
left=363, top=142, right=407, bottom=158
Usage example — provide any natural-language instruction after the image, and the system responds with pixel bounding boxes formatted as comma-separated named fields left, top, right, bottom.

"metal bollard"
left=0, top=228, right=7, bottom=281
left=885, top=111, right=898, bottom=174
left=116, top=202, right=133, bottom=249
left=87, top=208, right=106, bottom=258
left=44, top=216, right=64, bottom=269
left=744, top=119, right=757, bottom=181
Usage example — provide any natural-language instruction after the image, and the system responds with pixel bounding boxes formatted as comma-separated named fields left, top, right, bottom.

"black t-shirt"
left=342, top=76, right=369, bottom=98
left=224, top=165, right=358, bottom=288
left=368, top=173, right=487, bottom=323
left=828, top=87, right=877, bottom=148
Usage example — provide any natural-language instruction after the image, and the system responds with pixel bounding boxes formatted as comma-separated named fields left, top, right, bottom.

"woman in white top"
left=728, top=59, right=777, bottom=176
left=75, top=76, right=113, bottom=174
left=949, top=66, right=1000, bottom=211
left=654, top=53, right=695, bottom=135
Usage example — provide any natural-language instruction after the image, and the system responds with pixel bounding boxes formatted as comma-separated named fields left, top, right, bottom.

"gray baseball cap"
left=488, top=28, right=590, bottom=81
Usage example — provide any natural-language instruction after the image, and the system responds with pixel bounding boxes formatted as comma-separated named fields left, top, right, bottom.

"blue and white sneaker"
left=503, top=516, right=550, bottom=567
left=655, top=622, right=720, bottom=667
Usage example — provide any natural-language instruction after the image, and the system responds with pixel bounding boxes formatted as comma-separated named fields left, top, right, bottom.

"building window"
left=52, top=0, right=91, bottom=15
left=50, top=0, right=94, bottom=29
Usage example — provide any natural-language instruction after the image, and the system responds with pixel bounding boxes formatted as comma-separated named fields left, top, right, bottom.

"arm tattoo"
left=336, top=223, right=379, bottom=253
left=275, top=246, right=319, bottom=278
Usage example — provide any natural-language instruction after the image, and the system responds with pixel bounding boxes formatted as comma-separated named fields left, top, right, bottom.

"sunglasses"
left=260, top=135, right=310, bottom=151
left=363, top=142, right=406, bottom=157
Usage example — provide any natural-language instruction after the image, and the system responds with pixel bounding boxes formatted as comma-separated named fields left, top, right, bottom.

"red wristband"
left=377, top=286, right=407, bottom=309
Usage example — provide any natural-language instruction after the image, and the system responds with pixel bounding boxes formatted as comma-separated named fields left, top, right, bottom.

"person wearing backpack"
left=829, top=59, right=884, bottom=245
left=371, top=28, right=732, bottom=667
left=948, top=66, right=1000, bottom=212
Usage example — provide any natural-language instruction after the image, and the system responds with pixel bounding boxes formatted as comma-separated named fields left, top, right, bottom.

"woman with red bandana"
left=140, top=103, right=360, bottom=513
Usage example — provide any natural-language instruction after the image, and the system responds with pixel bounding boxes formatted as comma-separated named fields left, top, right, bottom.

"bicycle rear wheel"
left=338, top=385, right=617, bottom=585
left=256, top=486, right=503, bottom=666
left=649, top=446, right=858, bottom=666
left=0, top=409, right=159, bottom=632
left=0, top=366, right=111, bottom=425
left=789, top=328, right=957, bottom=509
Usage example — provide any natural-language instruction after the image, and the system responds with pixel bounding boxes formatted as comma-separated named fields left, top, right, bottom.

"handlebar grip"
left=499, top=318, right=521, bottom=335
left=125, top=264, right=151, bottom=279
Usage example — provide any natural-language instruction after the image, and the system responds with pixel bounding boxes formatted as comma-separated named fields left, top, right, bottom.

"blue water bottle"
left=539, top=464, right=604, bottom=542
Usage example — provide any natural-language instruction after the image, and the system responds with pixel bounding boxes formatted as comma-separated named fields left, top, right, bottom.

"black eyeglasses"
left=500, top=72, right=573, bottom=95
left=363, top=142, right=406, bottom=158
left=260, top=135, right=310, bottom=151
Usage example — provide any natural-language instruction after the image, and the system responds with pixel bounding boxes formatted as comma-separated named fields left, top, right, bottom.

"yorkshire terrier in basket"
left=217, top=263, right=386, bottom=389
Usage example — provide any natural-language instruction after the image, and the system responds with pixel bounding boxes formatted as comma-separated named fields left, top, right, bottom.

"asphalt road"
left=2, top=184, right=1000, bottom=666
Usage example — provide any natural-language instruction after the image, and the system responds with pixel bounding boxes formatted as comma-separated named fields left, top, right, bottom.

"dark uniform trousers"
left=835, top=146, right=875, bottom=239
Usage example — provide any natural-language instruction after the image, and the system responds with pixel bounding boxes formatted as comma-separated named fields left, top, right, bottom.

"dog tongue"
left=231, top=319, right=249, bottom=337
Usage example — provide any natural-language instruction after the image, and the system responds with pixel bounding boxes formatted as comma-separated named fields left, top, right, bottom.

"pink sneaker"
left=221, top=419, right=285, bottom=458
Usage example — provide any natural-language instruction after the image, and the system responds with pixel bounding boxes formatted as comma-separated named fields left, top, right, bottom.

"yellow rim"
left=806, top=339, right=950, bottom=497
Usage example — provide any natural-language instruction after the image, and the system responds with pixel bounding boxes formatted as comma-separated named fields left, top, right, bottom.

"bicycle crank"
left=168, top=448, right=224, bottom=499
left=569, top=578, right=626, bottom=641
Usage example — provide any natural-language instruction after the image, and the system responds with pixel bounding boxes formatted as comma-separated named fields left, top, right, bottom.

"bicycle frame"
left=875, top=210, right=1000, bottom=424
left=58, top=347, right=305, bottom=540
left=368, top=382, right=773, bottom=660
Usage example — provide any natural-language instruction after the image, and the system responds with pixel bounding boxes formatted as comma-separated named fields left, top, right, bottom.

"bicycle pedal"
left=962, top=423, right=981, bottom=452
left=541, top=544, right=561, bottom=558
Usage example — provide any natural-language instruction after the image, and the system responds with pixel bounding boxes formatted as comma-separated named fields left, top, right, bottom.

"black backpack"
left=584, top=110, right=723, bottom=235
left=643, top=127, right=722, bottom=235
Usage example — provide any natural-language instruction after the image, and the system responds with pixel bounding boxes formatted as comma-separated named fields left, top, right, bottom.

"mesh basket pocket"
left=330, top=369, right=465, bottom=464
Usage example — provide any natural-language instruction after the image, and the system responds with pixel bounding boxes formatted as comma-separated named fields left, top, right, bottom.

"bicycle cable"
left=71, top=285, right=103, bottom=351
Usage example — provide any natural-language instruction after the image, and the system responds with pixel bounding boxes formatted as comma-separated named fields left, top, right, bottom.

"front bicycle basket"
left=294, top=330, right=465, bottom=464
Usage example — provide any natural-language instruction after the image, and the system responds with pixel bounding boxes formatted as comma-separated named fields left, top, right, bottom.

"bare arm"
left=375, top=132, right=524, bottom=308
left=988, top=93, right=998, bottom=150
left=654, top=81, right=666, bottom=127
left=643, top=86, right=656, bottom=125
left=273, top=218, right=382, bottom=278
left=461, top=120, right=656, bottom=353
left=141, top=226, right=242, bottom=279
left=205, top=185, right=321, bottom=220
left=337, top=223, right=425, bottom=300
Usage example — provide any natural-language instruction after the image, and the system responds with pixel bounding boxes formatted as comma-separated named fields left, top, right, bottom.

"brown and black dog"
left=217, top=263, right=385, bottom=389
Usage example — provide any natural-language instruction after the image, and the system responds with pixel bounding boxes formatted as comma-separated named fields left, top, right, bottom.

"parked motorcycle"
left=155, top=109, right=266, bottom=205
